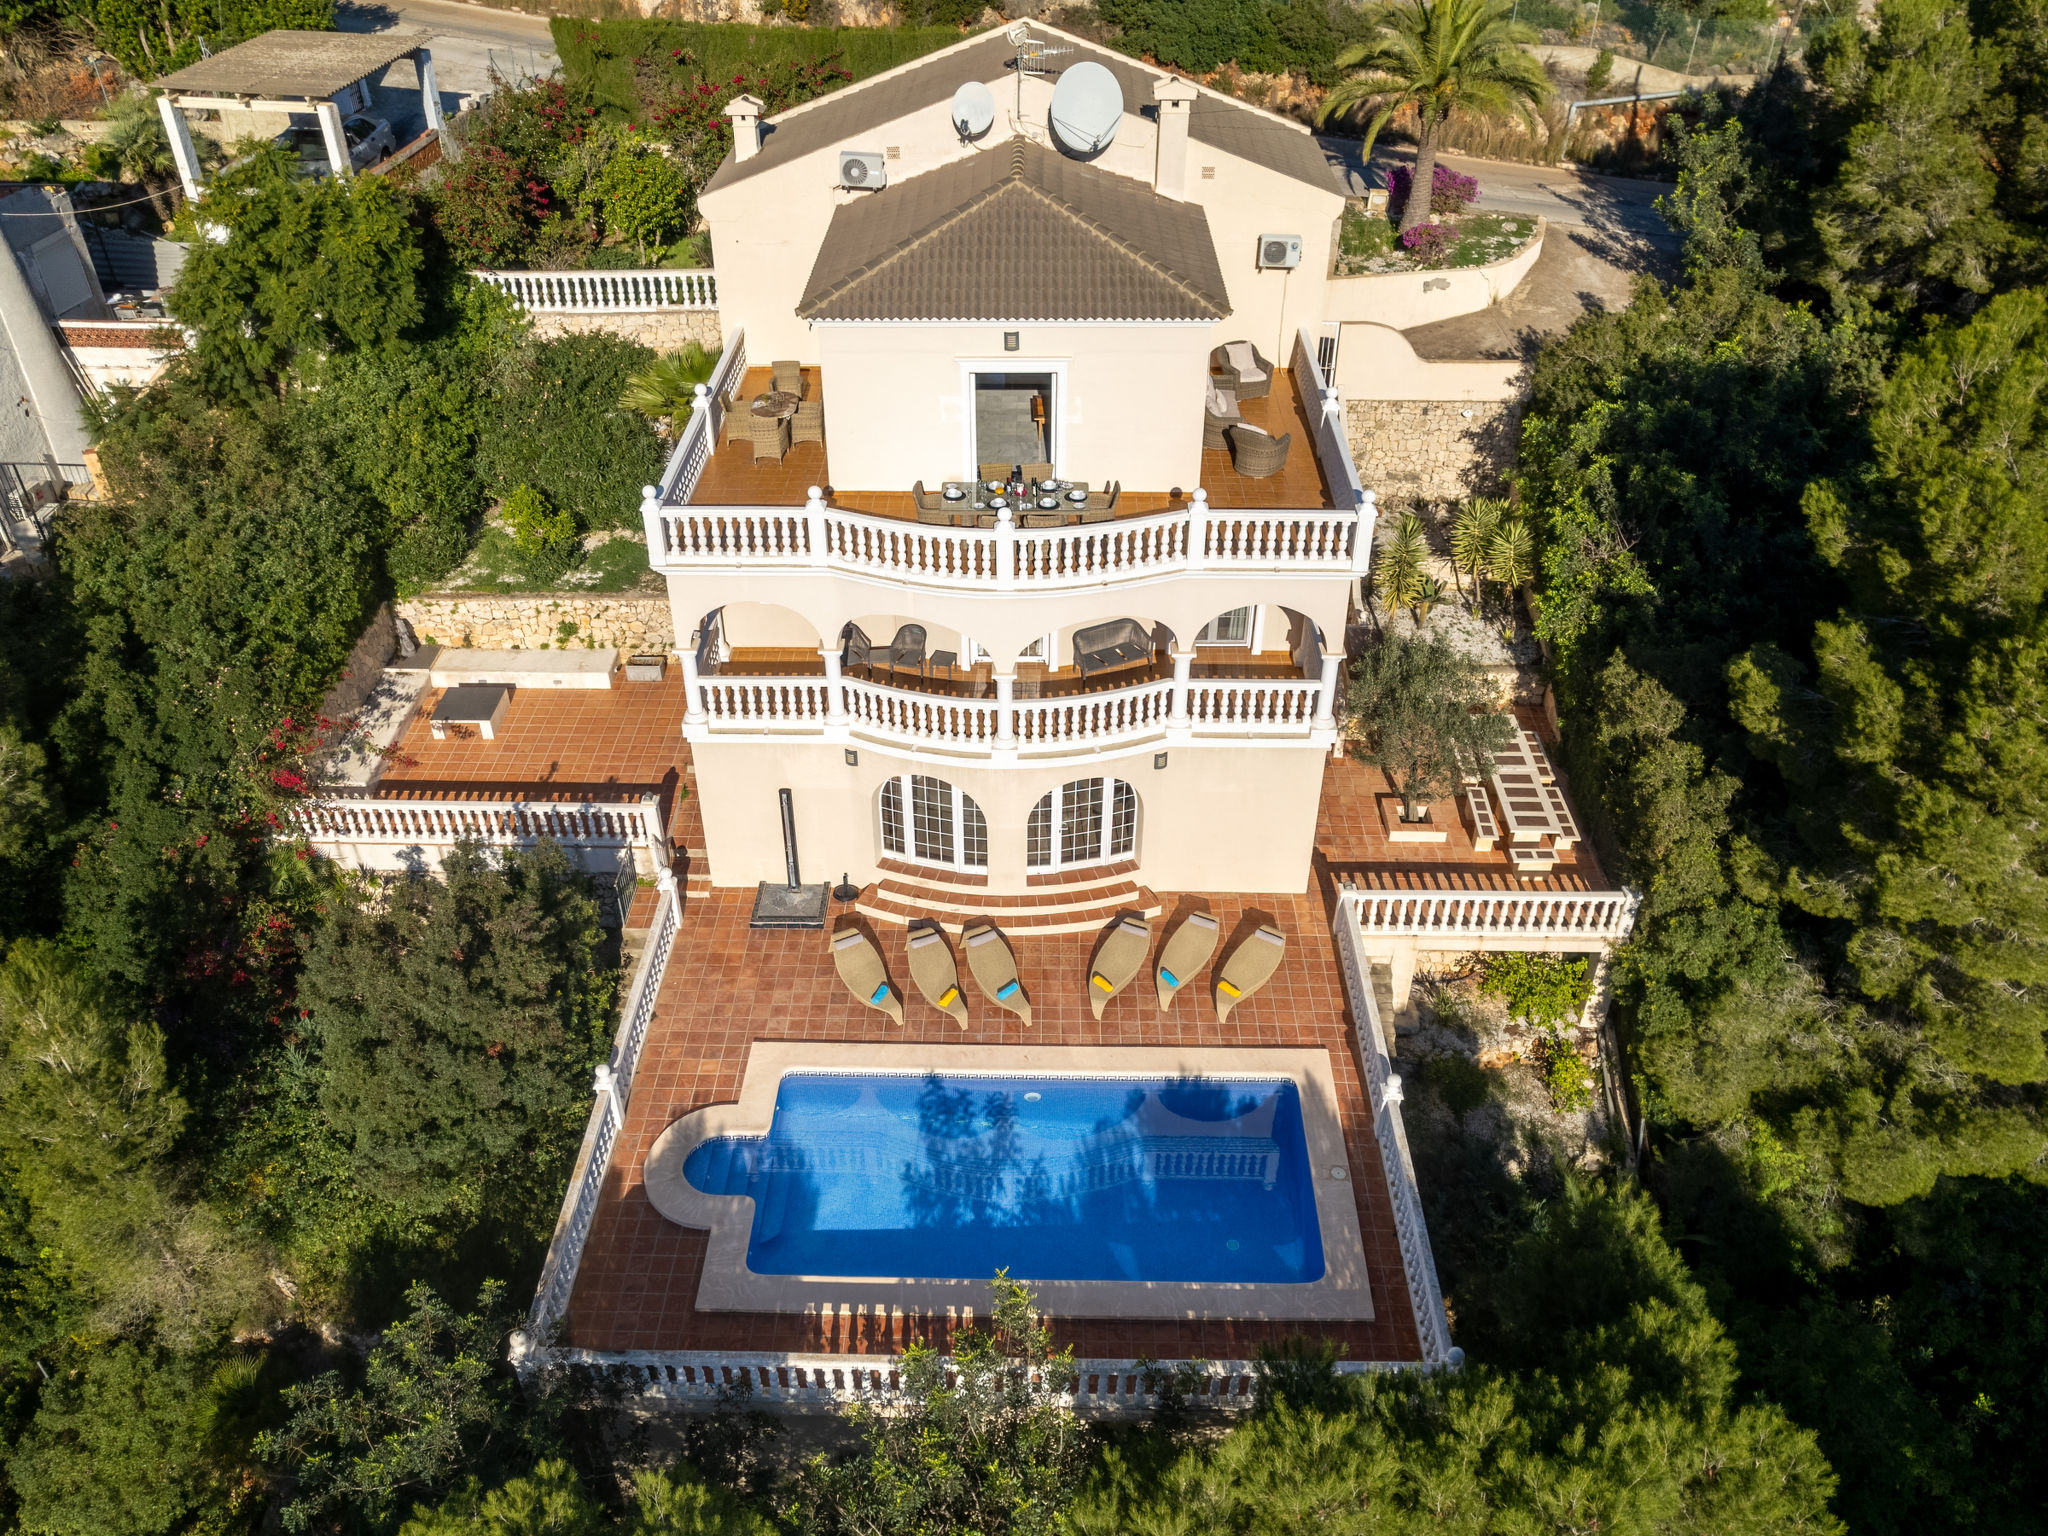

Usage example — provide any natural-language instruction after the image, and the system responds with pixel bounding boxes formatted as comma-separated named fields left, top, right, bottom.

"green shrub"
left=478, top=334, right=662, bottom=531
left=1478, top=952, right=1592, bottom=1028
left=1586, top=46, right=1616, bottom=95
left=1530, top=1027, right=1596, bottom=1113
left=500, top=484, right=580, bottom=584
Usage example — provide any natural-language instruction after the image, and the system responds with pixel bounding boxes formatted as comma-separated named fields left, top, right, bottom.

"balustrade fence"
left=1350, top=887, right=1640, bottom=948
left=291, top=792, right=667, bottom=868
left=474, top=268, right=717, bottom=312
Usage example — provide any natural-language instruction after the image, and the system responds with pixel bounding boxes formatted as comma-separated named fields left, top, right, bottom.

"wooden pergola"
left=152, top=29, right=445, bottom=200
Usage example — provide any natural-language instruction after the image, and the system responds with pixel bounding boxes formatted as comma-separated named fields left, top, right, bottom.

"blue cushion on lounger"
left=1159, top=966, right=1179, bottom=987
left=870, top=982, right=890, bottom=1005
left=996, top=979, right=1020, bottom=1001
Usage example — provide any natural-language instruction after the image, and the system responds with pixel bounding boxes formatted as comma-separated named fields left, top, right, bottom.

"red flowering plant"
left=431, top=145, right=553, bottom=268
left=645, top=57, right=853, bottom=203
left=1400, top=221, right=1457, bottom=267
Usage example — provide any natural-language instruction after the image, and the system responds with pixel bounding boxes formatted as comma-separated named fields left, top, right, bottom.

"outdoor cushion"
left=830, top=924, right=903, bottom=1026
left=1087, top=914, right=1152, bottom=1021
left=1225, top=341, right=1266, bottom=383
left=1213, top=923, right=1287, bottom=1024
left=1205, top=383, right=1240, bottom=418
left=1155, top=908, right=1221, bottom=1010
left=1234, top=422, right=1271, bottom=438
left=905, top=921, right=969, bottom=1028
left=963, top=921, right=1031, bottom=1026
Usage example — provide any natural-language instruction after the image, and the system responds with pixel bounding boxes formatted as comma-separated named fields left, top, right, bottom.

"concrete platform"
left=428, top=648, right=618, bottom=690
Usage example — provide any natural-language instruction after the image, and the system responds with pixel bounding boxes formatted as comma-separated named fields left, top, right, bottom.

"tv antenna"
left=1009, top=28, right=1074, bottom=121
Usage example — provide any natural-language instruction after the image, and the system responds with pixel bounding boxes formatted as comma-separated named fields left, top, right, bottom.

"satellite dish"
left=951, top=80, right=995, bottom=140
left=1048, top=61, right=1122, bottom=157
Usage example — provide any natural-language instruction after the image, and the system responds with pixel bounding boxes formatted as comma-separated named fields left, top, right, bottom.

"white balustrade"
left=1331, top=890, right=1456, bottom=1369
left=1185, top=679, right=1322, bottom=734
left=699, top=677, right=836, bottom=728
left=294, top=793, right=666, bottom=855
left=1351, top=888, right=1640, bottom=947
left=474, top=268, right=717, bottom=312
left=843, top=678, right=1004, bottom=749
left=1015, top=679, right=1175, bottom=750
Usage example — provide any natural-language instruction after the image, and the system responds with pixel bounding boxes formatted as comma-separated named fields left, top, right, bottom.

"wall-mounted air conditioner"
left=838, top=150, right=887, bottom=190
left=1257, top=234, right=1303, bottom=270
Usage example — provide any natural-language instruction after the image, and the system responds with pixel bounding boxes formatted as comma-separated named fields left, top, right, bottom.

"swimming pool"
left=682, top=1071, right=1327, bottom=1285
left=642, top=1042, right=1375, bottom=1320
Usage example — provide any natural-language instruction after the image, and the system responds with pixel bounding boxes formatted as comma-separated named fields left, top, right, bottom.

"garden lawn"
left=444, top=528, right=655, bottom=595
left=1335, top=203, right=1538, bottom=274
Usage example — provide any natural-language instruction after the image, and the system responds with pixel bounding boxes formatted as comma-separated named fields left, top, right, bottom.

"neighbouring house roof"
left=152, top=30, right=426, bottom=101
left=797, top=138, right=1230, bottom=323
left=705, top=24, right=1339, bottom=198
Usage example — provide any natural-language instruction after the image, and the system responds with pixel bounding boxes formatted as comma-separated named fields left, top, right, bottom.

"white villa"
left=653, top=22, right=1373, bottom=918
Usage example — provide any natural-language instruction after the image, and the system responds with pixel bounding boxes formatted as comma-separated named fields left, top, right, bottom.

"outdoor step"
left=859, top=880, right=1162, bottom=937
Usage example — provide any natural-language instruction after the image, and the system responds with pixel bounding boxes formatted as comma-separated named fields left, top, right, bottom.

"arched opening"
left=697, top=602, right=823, bottom=676
left=1026, top=777, right=1139, bottom=871
left=879, top=774, right=988, bottom=871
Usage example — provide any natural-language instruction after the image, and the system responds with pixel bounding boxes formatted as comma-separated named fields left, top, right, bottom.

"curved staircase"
left=858, top=860, right=1163, bottom=937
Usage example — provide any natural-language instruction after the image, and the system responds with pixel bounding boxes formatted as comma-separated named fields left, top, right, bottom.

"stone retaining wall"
left=1347, top=399, right=1522, bottom=500
left=526, top=310, right=723, bottom=351
left=398, top=594, right=674, bottom=655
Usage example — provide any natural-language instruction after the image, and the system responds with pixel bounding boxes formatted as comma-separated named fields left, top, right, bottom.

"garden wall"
left=398, top=593, right=674, bottom=653
left=1324, top=219, right=1546, bottom=330
left=523, top=309, right=723, bottom=350
left=1346, top=399, right=1523, bottom=501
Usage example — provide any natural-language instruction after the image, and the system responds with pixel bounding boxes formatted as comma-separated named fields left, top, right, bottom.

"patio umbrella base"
left=750, top=881, right=830, bottom=930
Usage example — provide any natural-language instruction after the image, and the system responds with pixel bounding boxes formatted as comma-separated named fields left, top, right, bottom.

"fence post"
left=1313, top=650, right=1343, bottom=733
left=1187, top=487, right=1210, bottom=571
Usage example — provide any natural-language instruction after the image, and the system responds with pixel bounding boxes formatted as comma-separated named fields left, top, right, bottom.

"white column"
left=993, top=670, right=1017, bottom=751
left=820, top=644, right=849, bottom=726
left=1187, top=487, right=1210, bottom=570
left=679, top=635, right=708, bottom=730
left=315, top=99, right=353, bottom=180
left=1167, top=648, right=1195, bottom=728
left=1352, top=488, right=1377, bottom=577
left=639, top=789, right=668, bottom=858
left=157, top=96, right=203, bottom=203
left=1313, top=649, right=1343, bottom=733
left=995, top=502, right=1017, bottom=591
left=805, top=486, right=828, bottom=563
left=417, top=47, right=446, bottom=133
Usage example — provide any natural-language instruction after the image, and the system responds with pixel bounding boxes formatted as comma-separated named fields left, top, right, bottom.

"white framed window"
left=1026, top=778, right=1138, bottom=870
left=880, top=775, right=988, bottom=870
left=1197, top=606, right=1253, bottom=645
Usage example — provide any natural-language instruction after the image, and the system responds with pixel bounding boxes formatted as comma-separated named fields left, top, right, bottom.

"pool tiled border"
left=641, top=1041, right=1376, bottom=1322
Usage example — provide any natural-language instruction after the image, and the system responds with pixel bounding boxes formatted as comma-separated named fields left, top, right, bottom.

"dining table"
left=751, top=390, right=802, bottom=421
left=936, top=479, right=1091, bottom=519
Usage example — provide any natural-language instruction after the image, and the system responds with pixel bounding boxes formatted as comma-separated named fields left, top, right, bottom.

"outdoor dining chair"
left=792, top=398, right=825, bottom=446
left=886, top=624, right=928, bottom=682
left=772, top=359, right=804, bottom=397
left=839, top=622, right=875, bottom=678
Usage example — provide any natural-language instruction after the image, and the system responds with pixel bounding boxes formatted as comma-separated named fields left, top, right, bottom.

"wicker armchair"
left=1210, top=341, right=1273, bottom=400
left=1083, top=480, right=1121, bottom=516
left=1204, top=394, right=1241, bottom=452
left=772, top=359, right=804, bottom=397
left=748, top=414, right=790, bottom=465
left=1022, top=462, right=1054, bottom=485
left=977, top=461, right=1015, bottom=483
left=792, top=398, right=825, bottom=446
left=1228, top=424, right=1291, bottom=478
left=720, top=389, right=751, bottom=447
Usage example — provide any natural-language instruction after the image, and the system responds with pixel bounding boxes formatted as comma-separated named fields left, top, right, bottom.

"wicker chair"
left=792, top=398, right=824, bottom=446
left=748, top=414, right=790, bottom=465
left=840, top=622, right=875, bottom=678
left=977, top=461, right=1015, bottom=483
left=1204, top=400, right=1241, bottom=452
left=1227, top=424, right=1292, bottom=478
left=1210, top=341, right=1274, bottom=400
left=772, top=359, right=804, bottom=397
left=1022, top=461, right=1054, bottom=485
left=720, top=389, right=751, bottom=447
left=1083, top=480, right=1121, bottom=512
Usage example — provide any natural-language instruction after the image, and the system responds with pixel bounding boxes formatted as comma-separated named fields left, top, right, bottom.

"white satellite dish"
left=951, top=80, right=995, bottom=140
left=1048, top=61, right=1122, bottom=157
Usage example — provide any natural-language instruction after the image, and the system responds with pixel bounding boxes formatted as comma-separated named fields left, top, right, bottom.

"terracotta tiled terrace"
left=689, top=363, right=1335, bottom=514
left=364, top=684, right=1604, bottom=1362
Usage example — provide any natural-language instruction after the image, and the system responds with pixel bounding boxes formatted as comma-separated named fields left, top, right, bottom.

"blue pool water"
left=683, top=1073, right=1325, bottom=1284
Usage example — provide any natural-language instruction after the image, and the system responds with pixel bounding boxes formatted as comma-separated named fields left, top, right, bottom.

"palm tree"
left=1317, top=0, right=1550, bottom=234
left=619, top=342, right=722, bottom=426
left=1373, top=510, right=1429, bottom=619
left=1412, top=573, right=1448, bottom=626
left=94, top=92, right=184, bottom=225
left=1488, top=517, right=1534, bottom=627
left=1449, top=496, right=1506, bottom=605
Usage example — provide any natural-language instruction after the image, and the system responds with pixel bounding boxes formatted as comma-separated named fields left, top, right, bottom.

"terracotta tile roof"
left=703, top=24, right=1342, bottom=198
left=798, top=138, right=1229, bottom=322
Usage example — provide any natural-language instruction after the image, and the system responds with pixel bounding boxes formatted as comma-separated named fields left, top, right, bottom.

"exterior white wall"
left=1322, top=221, right=1548, bottom=331
left=1334, top=323, right=1523, bottom=403
left=666, top=570, right=1352, bottom=669
left=814, top=320, right=1212, bottom=491
left=692, top=734, right=1328, bottom=894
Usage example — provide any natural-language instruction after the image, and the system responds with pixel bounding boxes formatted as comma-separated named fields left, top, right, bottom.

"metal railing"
left=528, top=871, right=681, bottom=1343
left=474, top=268, right=717, bottom=313
left=1350, top=887, right=1640, bottom=948
left=1330, top=889, right=1455, bottom=1368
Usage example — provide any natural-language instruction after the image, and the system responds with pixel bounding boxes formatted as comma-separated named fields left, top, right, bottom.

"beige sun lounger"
left=905, top=920, right=969, bottom=1029
left=962, top=921, right=1031, bottom=1026
left=1088, top=914, right=1152, bottom=1020
left=1155, top=908, right=1220, bottom=1010
left=1213, top=922, right=1287, bottom=1024
left=830, top=924, right=903, bottom=1025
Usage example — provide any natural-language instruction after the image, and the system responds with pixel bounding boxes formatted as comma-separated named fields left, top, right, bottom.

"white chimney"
left=1153, top=77, right=1198, bottom=200
left=726, top=93, right=765, bottom=163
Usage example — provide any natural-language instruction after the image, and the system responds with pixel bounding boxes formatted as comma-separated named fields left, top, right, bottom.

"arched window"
left=880, top=775, right=988, bottom=870
left=1026, top=778, right=1138, bottom=870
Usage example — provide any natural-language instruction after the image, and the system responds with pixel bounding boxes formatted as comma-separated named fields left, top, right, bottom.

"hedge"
left=550, top=19, right=984, bottom=119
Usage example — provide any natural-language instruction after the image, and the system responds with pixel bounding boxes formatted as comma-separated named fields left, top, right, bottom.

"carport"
left=152, top=29, right=445, bottom=201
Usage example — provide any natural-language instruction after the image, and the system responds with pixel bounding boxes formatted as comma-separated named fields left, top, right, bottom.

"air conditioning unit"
left=1257, top=233, right=1303, bottom=270
left=838, top=150, right=887, bottom=190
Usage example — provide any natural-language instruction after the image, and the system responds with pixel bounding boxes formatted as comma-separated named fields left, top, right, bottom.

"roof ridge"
left=801, top=147, right=1022, bottom=315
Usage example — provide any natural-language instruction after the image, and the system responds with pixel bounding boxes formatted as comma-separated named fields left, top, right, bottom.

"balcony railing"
left=689, top=665, right=1337, bottom=758
left=641, top=327, right=1376, bottom=593
left=1348, top=887, right=1640, bottom=949
left=290, top=791, right=668, bottom=865
left=473, top=268, right=718, bottom=313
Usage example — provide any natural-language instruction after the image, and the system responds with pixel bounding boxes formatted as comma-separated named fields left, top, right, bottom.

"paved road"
left=336, top=0, right=560, bottom=139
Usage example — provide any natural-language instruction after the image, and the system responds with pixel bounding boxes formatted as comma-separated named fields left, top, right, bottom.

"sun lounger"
left=1087, top=914, right=1152, bottom=1020
left=830, top=924, right=902, bottom=1025
left=1213, top=923, right=1287, bottom=1024
left=962, top=921, right=1031, bottom=1026
left=1155, top=908, right=1220, bottom=1010
left=905, top=920, right=969, bottom=1029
